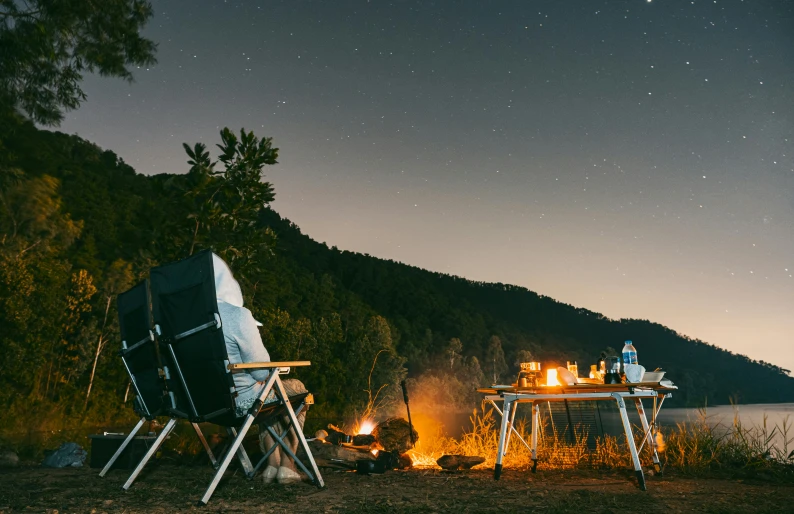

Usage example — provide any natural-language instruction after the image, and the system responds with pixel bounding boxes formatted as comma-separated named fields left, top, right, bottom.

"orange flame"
left=356, top=419, right=375, bottom=435
left=405, top=449, right=436, bottom=467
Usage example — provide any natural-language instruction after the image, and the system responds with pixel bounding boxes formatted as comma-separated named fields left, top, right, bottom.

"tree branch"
left=0, top=8, right=42, bottom=20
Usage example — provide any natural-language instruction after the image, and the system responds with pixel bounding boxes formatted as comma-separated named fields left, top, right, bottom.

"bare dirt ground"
left=1, top=464, right=792, bottom=513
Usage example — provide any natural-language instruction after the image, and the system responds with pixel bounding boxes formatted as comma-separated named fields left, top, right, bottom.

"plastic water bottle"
left=622, top=340, right=638, bottom=366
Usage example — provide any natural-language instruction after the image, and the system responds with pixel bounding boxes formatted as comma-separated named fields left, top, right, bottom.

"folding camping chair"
left=100, top=280, right=217, bottom=478
left=137, top=250, right=323, bottom=505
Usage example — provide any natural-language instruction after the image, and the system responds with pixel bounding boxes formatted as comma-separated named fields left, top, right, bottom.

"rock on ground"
left=0, top=449, right=19, bottom=467
left=373, top=418, right=419, bottom=454
left=397, top=452, right=413, bottom=469
left=436, top=454, right=486, bottom=470
left=42, top=442, right=87, bottom=468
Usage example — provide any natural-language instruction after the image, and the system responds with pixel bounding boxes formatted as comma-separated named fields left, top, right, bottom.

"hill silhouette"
left=1, top=110, right=792, bottom=441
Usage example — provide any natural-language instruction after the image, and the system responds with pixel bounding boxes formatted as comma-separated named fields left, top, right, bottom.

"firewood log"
left=299, top=439, right=375, bottom=470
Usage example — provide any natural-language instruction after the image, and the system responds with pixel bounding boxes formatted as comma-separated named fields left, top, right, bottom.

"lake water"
left=435, top=402, right=794, bottom=452
left=656, top=403, right=794, bottom=430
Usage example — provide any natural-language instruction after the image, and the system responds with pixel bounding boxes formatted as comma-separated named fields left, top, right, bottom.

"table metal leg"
left=494, top=398, right=512, bottom=480
left=612, top=393, right=646, bottom=491
left=530, top=402, right=539, bottom=473
left=504, top=399, right=518, bottom=454
left=634, top=398, right=661, bottom=472
left=486, top=400, right=532, bottom=451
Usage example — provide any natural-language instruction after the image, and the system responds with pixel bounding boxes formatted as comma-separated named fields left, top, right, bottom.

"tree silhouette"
left=0, top=0, right=157, bottom=125
left=182, top=127, right=279, bottom=279
left=445, top=337, right=463, bottom=369
left=485, top=335, right=508, bottom=385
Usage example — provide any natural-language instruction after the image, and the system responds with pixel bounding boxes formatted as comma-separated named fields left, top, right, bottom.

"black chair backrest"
left=117, top=280, right=164, bottom=418
left=150, top=249, right=236, bottom=422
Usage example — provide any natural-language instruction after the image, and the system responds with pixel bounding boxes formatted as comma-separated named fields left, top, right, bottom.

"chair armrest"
left=227, top=361, right=311, bottom=372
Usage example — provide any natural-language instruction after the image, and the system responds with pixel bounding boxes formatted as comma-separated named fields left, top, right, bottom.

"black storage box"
left=89, top=433, right=158, bottom=470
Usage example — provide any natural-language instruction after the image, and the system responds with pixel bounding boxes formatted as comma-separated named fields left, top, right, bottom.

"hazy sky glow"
left=61, top=0, right=794, bottom=372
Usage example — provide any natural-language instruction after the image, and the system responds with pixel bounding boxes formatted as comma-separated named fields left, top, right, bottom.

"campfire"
left=355, top=419, right=375, bottom=436
left=304, top=417, right=418, bottom=473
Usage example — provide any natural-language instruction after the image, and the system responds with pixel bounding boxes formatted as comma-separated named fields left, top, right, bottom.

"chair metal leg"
left=253, top=438, right=278, bottom=476
left=260, top=407, right=316, bottom=479
left=613, top=393, right=646, bottom=491
left=252, top=403, right=305, bottom=476
left=494, top=396, right=512, bottom=480
left=227, top=427, right=255, bottom=478
left=99, top=417, right=147, bottom=477
left=198, top=372, right=279, bottom=506
left=192, top=422, right=217, bottom=467
left=199, top=415, right=255, bottom=505
left=122, top=418, right=177, bottom=490
left=274, top=378, right=324, bottom=488
left=263, top=424, right=314, bottom=478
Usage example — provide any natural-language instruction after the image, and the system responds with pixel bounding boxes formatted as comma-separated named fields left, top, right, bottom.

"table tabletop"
left=477, top=382, right=677, bottom=397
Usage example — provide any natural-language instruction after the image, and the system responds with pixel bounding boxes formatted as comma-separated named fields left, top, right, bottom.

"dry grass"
left=408, top=405, right=794, bottom=481
left=664, top=406, right=794, bottom=475
left=408, top=406, right=631, bottom=470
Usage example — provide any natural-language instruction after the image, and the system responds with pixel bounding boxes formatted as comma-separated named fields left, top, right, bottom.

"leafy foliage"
left=180, top=128, right=278, bottom=278
left=485, top=335, right=508, bottom=385
left=0, top=0, right=157, bottom=125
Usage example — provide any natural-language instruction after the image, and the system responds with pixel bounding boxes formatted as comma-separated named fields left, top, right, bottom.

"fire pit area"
left=303, top=415, right=486, bottom=474
left=303, top=417, right=418, bottom=474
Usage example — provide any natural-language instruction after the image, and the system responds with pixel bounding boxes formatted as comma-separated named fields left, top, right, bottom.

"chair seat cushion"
left=210, top=392, right=309, bottom=427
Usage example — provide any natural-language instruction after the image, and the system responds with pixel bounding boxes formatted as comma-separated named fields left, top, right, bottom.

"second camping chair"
left=149, top=250, right=324, bottom=505
left=102, top=280, right=218, bottom=481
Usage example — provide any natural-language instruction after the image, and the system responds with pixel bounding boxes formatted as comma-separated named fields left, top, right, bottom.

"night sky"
left=61, top=1, right=794, bottom=372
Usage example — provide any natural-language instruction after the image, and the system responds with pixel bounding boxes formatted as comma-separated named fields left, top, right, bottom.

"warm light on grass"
left=403, top=405, right=794, bottom=475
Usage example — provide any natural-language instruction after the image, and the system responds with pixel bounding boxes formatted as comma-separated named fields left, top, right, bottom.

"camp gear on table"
left=603, top=356, right=622, bottom=384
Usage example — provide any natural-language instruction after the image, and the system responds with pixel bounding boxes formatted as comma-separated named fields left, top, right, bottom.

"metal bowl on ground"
left=356, top=459, right=386, bottom=475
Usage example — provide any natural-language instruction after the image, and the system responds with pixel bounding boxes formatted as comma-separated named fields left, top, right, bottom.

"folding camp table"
left=478, top=382, right=677, bottom=490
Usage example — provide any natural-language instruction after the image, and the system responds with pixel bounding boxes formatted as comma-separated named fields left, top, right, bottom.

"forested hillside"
left=2, top=110, right=792, bottom=446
